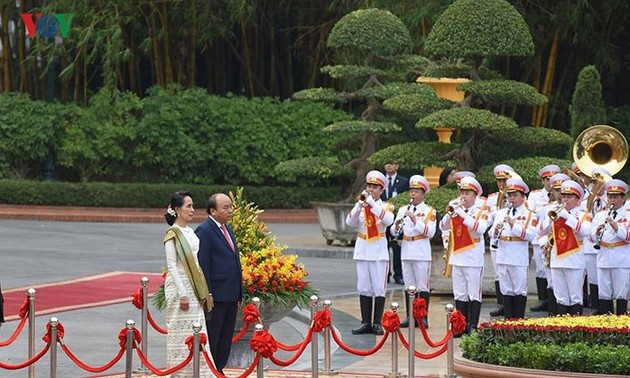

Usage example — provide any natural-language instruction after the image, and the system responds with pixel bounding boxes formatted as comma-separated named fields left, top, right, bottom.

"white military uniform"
left=540, top=181, right=592, bottom=308
left=392, top=201, right=436, bottom=292
left=440, top=198, right=488, bottom=302
left=580, top=192, right=609, bottom=285
left=490, top=204, right=538, bottom=297
left=347, top=197, right=394, bottom=297
left=591, top=179, right=630, bottom=309
left=592, top=207, right=630, bottom=300
left=528, top=187, right=553, bottom=279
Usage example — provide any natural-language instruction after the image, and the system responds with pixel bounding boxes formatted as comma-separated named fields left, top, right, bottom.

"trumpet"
left=490, top=205, right=513, bottom=249
left=593, top=205, right=615, bottom=250
left=548, top=203, right=566, bottom=221
left=357, top=190, right=369, bottom=204
left=445, top=198, right=465, bottom=216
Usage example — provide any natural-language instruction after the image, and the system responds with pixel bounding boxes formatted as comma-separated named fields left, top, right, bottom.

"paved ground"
left=0, top=207, right=572, bottom=377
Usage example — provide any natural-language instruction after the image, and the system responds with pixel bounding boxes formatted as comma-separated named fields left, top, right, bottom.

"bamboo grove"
left=0, top=0, right=628, bottom=131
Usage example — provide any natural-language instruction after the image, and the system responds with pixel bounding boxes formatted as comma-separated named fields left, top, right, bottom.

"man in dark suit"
left=195, top=193, right=242, bottom=375
left=380, top=162, right=409, bottom=285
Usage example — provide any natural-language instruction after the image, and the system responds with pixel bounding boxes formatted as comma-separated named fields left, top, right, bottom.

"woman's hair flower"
left=167, top=205, right=177, bottom=217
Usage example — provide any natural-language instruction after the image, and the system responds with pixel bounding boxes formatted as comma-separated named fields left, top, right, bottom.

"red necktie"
left=221, top=224, right=235, bottom=252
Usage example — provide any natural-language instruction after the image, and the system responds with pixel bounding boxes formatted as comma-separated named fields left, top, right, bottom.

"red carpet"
left=3, top=271, right=163, bottom=321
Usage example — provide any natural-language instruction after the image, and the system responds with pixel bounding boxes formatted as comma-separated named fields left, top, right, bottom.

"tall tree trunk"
left=160, top=2, right=173, bottom=85
left=239, top=7, right=255, bottom=96
left=149, top=4, right=163, bottom=87
left=2, top=6, right=11, bottom=93
left=537, top=28, right=559, bottom=128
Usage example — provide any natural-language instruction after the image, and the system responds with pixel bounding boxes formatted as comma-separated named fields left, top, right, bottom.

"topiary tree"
left=570, top=65, right=607, bottom=139
left=277, top=8, right=431, bottom=199
left=385, top=0, right=551, bottom=172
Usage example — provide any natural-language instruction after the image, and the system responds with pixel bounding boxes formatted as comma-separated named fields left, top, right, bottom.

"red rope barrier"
left=312, top=308, right=331, bottom=333
left=202, top=348, right=225, bottom=377
left=0, top=344, right=50, bottom=370
left=147, top=310, right=168, bottom=334
left=136, top=347, right=193, bottom=376
left=132, top=287, right=143, bottom=309
left=231, top=303, right=260, bottom=343
left=203, top=349, right=260, bottom=378
left=269, top=328, right=313, bottom=366
left=117, top=327, right=142, bottom=348
left=330, top=325, right=389, bottom=356
left=19, top=297, right=29, bottom=318
left=232, top=322, right=250, bottom=343
left=249, top=328, right=278, bottom=358
left=417, top=322, right=450, bottom=347
left=397, top=330, right=450, bottom=359
left=0, top=317, right=27, bottom=347
left=61, top=344, right=125, bottom=373
left=450, top=310, right=467, bottom=335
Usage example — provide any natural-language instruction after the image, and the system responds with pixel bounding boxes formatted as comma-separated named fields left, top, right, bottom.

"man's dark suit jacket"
left=381, top=174, right=409, bottom=201
left=195, top=218, right=242, bottom=302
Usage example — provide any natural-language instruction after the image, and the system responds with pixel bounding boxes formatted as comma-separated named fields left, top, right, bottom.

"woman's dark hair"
left=164, top=191, right=192, bottom=225
left=439, top=167, right=455, bottom=187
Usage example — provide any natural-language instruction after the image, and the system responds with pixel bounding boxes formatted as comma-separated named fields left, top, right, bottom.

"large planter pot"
left=416, top=76, right=471, bottom=102
left=228, top=301, right=297, bottom=368
left=423, top=166, right=443, bottom=189
left=416, top=76, right=471, bottom=144
left=310, top=201, right=357, bottom=246
left=454, top=352, right=627, bottom=378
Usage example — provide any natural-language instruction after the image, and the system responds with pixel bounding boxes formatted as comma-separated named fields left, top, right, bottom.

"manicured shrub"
left=0, top=180, right=343, bottom=209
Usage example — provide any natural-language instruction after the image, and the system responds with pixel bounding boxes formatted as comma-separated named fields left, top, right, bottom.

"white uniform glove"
left=454, top=206, right=466, bottom=218
left=558, top=208, right=570, bottom=220
left=365, top=195, right=376, bottom=208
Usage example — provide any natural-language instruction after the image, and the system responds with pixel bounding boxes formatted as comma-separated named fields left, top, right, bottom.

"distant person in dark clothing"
left=0, top=279, right=4, bottom=326
left=380, top=162, right=409, bottom=285
left=439, top=167, right=457, bottom=187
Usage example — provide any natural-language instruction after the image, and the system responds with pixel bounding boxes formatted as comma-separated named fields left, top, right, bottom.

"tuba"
left=574, top=125, right=627, bottom=201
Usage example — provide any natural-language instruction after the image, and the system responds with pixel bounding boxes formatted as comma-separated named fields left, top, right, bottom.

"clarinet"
left=491, top=205, right=513, bottom=249
left=593, top=205, right=615, bottom=250
left=394, top=199, right=414, bottom=240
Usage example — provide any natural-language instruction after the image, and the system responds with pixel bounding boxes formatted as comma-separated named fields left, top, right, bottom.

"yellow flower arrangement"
left=228, top=188, right=317, bottom=308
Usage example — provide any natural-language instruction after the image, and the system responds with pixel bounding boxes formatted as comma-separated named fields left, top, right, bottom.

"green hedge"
left=461, top=332, right=630, bottom=375
left=0, top=180, right=343, bottom=209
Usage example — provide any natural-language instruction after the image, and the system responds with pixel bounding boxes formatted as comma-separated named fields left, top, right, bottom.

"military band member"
left=540, top=180, right=592, bottom=315
left=346, top=170, right=395, bottom=335
left=391, top=175, right=436, bottom=328
left=580, top=167, right=611, bottom=313
left=487, top=164, right=515, bottom=317
left=591, top=179, right=630, bottom=315
left=527, top=164, right=560, bottom=312
left=540, top=173, right=571, bottom=315
left=489, top=178, right=538, bottom=319
left=440, top=171, right=479, bottom=250
left=440, top=177, right=488, bottom=335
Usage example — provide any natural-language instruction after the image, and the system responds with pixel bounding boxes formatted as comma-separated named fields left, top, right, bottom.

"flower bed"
left=461, top=315, right=630, bottom=375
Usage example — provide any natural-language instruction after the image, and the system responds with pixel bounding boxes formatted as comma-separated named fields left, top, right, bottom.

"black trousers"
left=205, top=300, right=238, bottom=373
left=386, top=229, right=403, bottom=280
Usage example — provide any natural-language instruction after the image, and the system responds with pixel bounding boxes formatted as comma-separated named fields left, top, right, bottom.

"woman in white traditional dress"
left=163, top=191, right=215, bottom=377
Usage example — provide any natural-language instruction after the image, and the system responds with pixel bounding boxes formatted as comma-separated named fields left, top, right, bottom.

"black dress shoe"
left=489, top=305, right=504, bottom=317
left=400, top=318, right=409, bottom=328
left=530, top=300, right=548, bottom=312
left=352, top=322, right=373, bottom=335
left=372, top=323, right=384, bottom=335
left=395, top=278, right=405, bottom=285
